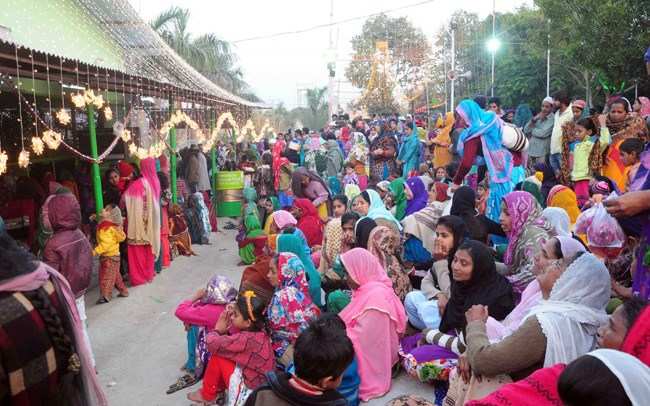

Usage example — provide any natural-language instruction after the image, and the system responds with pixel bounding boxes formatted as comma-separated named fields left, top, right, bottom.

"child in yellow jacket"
left=93, top=204, right=128, bottom=304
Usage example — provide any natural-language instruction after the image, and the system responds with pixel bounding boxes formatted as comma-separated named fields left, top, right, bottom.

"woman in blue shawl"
left=277, top=233, right=323, bottom=307
left=455, top=99, right=514, bottom=222
left=514, top=104, right=533, bottom=128
left=397, top=123, right=421, bottom=177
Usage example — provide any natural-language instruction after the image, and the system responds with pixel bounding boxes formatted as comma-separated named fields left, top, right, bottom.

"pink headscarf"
left=339, top=248, right=407, bottom=401
left=503, top=191, right=547, bottom=265
left=273, top=210, right=297, bottom=230
left=0, top=262, right=107, bottom=405
left=339, top=248, right=406, bottom=333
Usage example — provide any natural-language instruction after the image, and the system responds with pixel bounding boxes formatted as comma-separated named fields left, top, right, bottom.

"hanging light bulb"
left=120, top=129, right=132, bottom=142
left=31, top=136, right=45, bottom=155
left=71, top=93, right=86, bottom=108
left=18, top=150, right=30, bottom=168
left=0, top=150, right=7, bottom=175
left=103, top=105, right=113, bottom=121
left=56, top=109, right=71, bottom=125
left=93, top=94, right=104, bottom=109
left=42, top=130, right=62, bottom=149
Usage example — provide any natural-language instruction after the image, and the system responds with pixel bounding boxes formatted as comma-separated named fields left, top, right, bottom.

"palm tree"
left=150, top=6, right=255, bottom=99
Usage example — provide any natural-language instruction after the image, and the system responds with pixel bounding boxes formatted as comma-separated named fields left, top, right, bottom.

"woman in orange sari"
left=603, top=97, right=649, bottom=191
left=430, top=112, right=454, bottom=169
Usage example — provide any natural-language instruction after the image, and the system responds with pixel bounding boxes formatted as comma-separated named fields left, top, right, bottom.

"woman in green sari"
left=389, top=177, right=407, bottom=221
left=238, top=213, right=266, bottom=265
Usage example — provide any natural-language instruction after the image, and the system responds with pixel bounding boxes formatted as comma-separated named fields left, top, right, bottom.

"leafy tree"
left=346, top=14, right=431, bottom=114
left=150, top=6, right=257, bottom=99
left=535, top=0, right=650, bottom=103
left=305, top=87, right=328, bottom=124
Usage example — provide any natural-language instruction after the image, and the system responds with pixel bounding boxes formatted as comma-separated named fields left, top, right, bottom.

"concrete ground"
left=87, top=225, right=433, bottom=405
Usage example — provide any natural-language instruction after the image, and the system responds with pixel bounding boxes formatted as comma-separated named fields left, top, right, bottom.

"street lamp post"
left=486, top=37, right=500, bottom=97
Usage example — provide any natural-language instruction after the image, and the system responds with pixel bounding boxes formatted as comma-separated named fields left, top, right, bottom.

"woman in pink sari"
left=124, top=158, right=160, bottom=286
left=339, top=247, right=407, bottom=401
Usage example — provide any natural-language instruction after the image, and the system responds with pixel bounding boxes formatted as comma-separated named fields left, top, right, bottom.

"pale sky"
left=130, top=0, right=531, bottom=108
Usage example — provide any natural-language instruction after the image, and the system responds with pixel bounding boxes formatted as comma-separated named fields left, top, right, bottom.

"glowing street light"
left=487, top=37, right=501, bottom=96
left=486, top=37, right=501, bottom=53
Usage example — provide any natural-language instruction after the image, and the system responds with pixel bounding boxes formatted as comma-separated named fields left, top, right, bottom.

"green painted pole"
left=170, top=126, right=178, bottom=204
left=210, top=112, right=217, bottom=194
left=87, top=105, right=103, bottom=216
left=169, top=96, right=178, bottom=204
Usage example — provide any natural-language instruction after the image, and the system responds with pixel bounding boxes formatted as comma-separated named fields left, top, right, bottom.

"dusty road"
left=86, top=227, right=432, bottom=405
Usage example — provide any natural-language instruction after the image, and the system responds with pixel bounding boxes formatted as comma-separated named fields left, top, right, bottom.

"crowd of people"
left=1, top=90, right=650, bottom=406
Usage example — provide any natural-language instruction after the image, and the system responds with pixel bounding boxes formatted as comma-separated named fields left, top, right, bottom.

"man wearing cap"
left=523, top=96, right=555, bottom=165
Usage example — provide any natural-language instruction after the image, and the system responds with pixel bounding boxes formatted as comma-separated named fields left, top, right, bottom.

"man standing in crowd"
left=524, top=96, right=555, bottom=165
left=549, top=90, right=574, bottom=177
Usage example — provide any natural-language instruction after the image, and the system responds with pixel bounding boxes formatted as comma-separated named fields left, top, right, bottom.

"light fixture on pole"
left=489, top=0, right=497, bottom=97
left=487, top=37, right=500, bottom=97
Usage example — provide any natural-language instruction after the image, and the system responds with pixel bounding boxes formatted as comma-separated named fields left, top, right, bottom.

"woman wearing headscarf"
left=546, top=184, right=581, bottom=226
left=405, top=176, right=428, bottom=216
left=291, top=198, right=324, bottom=248
left=318, top=215, right=345, bottom=275
left=264, top=209, right=298, bottom=252
left=291, top=167, right=331, bottom=220
left=367, top=225, right=412, bottom=302
left=466, top=298, right=649, bottom=406
left=603, top=97, right=649, bottom=191
left=352, top=189, right=402, bottom=233
left=453, top=99, right=514, bottom=222
left=238, top=213, right=266, bottom=266
left=124, top=158, right=160, bottom=286
left=430, top=112, right=454, bottom=169
left=369, top=124, right=399, bottom=183
left=388, top=178, right=407, bottom=220
left=339, top=248, right=407, bottom=401
left=541, top=207, right=572, bottom=237
left=168, top=204, right=195, bottom=257
left=266, top=253, right=320, bottom=366
left=272, top=139, right=293, bottom=201
left=324, top=133, right=344, bottom=178
left=500, top=191, right=554, bottom=293
left=445, top=249, right=610, bottom=405
left=450, top=186, right=504, bottom=244
left=277, top=233, right=323, bottom=307
left=513, top=104, right=533, bottom=129
left=0, top=229, right=107, bottom=406
left=185, top=193, right=210, bottom=245
left=397, top=124, right=421, bottom=177
left=403, top=241, right=514, bottom=386
left=514, top=179, right=544, bottom=207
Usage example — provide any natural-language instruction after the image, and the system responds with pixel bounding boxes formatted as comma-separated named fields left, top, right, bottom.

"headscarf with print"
left=367, top=225, right=412, bottom=301
left=277, top=233, right=322, bottom=307
left=267, top=253, right=320, bottom=357
left=503, top=191, right=553, bottom=292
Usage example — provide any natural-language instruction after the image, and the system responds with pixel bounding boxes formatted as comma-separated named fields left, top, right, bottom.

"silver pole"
left=450, top=25, right=456, bottom=109
left=491, top=0, right=496, bottom=97
left=443, top=36, right=448, bottom=113
left=546, top=19, right=550, bottom=97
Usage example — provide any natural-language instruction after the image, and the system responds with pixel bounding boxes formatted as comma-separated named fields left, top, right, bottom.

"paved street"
left=87, top=227, right=431, bottom=405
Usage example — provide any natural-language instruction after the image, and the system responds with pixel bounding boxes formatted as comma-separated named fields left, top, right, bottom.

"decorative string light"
left=28, top=52, right=45, bottom=156
left=56, top=56, right=71, bottom=125
left=14, top=45, right=29, bottom=168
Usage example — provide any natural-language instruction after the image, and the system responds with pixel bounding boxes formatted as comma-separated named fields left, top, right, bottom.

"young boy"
left=93, top=204, right=128, bottom=304
left=620, top=138, right=645, bottom=192
left=244, top=314, right=355, bottom=406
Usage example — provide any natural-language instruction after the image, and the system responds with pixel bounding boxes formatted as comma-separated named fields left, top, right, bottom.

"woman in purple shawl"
left=405, top=177, right=428, bottom=216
